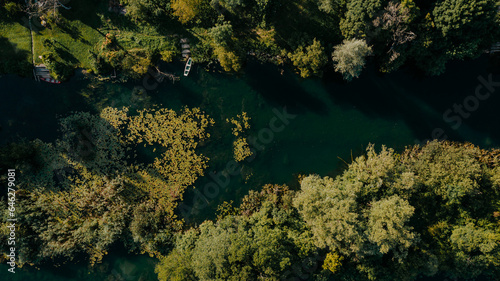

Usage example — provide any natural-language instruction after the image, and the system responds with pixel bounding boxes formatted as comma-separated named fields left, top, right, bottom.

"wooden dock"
left=34, top=64, right=51, bottom=82
left=180, top=38, right=191, bottom=58
left=490, top=42, right=500, bottom=54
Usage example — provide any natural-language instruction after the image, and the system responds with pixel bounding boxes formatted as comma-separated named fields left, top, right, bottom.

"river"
left=1, top=56, right=499, bottom=280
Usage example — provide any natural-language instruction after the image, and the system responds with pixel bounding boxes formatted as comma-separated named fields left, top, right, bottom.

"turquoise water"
left=1, top=56, right=499, bottom=280
left=1, top=247, right=157, bottom=281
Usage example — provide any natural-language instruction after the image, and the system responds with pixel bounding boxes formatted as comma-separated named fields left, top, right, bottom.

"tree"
left=411, top=0, right=498, bottom=75
left=210, top=0, right=245, bottom=14
left=208, top=21, right=233, bottom=48
left=339, top=0, right=384, bottom=39
left=449, top=222, right=500, bottom=279
left=0, top=106, right=214, bottom=265
left=401, top=141, right=483, bottom=205
left=40, top=51, right=73, bottom=81
left=157, top=184, right=318, bottom=280
left=332, top=39, right=372, bottom=81
left=317, top=0, right=345, bottom=14
left=288, top=38, right=328, bottom=78
left=366, top=195, right=418, bottom=260
left=207, top=22, right=244, bottom=72
left=24, top=0, right=71, bottom=20
left=2, top=1, right=22, bottom=20
left=432, top=0, right=498, bottom=59
left=122, top=0, right=170, bottom=22
left=171, top=0, right=213, bottom=24
left=293, top=141, right=500, bottom=280
left=373, top=0, right=418, bottom=71
left=293, top=175, right=363, bottom=256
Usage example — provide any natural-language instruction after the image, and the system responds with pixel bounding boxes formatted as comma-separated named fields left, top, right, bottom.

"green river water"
left=0, top=56, right=499, bottom=280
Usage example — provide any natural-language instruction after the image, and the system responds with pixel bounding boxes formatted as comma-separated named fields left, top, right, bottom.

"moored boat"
left=184, top=57, right=192, bottom=76
left=40, top=77, right=62, bottom=84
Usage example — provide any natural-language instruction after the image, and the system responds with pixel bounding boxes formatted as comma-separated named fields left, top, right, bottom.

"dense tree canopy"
left=156, top=184, right=319, bottom=280
left=294, top=141, right=500, bottom=280
left=0, top=106, right=214, bottom=264
left=153, top=140, right=500, bottom=281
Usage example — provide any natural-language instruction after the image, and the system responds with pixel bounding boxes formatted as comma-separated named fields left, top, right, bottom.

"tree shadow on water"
left=322, top=58, right=500, bottom=145
left=244, top=60, right=329, bottom=115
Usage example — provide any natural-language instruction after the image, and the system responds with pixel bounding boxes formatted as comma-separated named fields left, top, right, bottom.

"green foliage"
left=294, top=141, right=500, bottom=279
left=0, top=106, right=214, bottom=265
left=172, top=0, right=215, bottom=24
left=433, top=0, right=496, bottom=38
left=2, top=1, right=22, bottom=20
left=411, top=0, right=498, bottom=75
left=41, top=51, right=73, bottom=81
left=449, top=222, right=500, bottom=278
left=317, top=0, right=346, bottom=14
left=156, top=184, right=318, bottom=280
left=210, top=0, right=245, bottom=14
left=332, top=38, right=372, bottom=81
left=99, top=33, right=157, bottom=79
left=123, top=0, right=172, bottom=22
left=366, top=195, right=417, bottom=260
left=402, top=141, right=483, bottom=204
left=288, top=38, right=328, bottom=78
left=227, top=112, right=253, bottom=162
left=322, top=251, right=343, bottom=273
left=293, top=174, right=362, bottom=255
left=208, top=21, right=233, bottom=48
left=432, top=0, right=498, bottom=61
left=206, top=22, right=244, bottom=72
left=340, top=0, right=384, bottom=39
left=216, top=200, right=238, bottom=221
left=213, top=45, right=243, bottom=71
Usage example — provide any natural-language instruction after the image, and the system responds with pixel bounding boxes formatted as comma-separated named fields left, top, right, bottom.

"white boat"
left=184, top=57, right=192, bottom=76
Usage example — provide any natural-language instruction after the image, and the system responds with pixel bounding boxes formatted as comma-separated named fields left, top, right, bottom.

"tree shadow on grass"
left=56, top=20, right=91, bottom=45
left=54, top=45, right=80, bottom=64
left=0, top=36, right=32, bottom=75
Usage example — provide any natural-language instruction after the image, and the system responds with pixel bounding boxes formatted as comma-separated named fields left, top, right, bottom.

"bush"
left=41, top=51, right=73, bottom=81
left=289, top=38, right=328, bottom=78
left=88, top=51, right=111, bottom=75
left=3, top=1, right=22, bottom=20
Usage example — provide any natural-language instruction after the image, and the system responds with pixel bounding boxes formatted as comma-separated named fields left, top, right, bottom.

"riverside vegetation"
left=1, top=107, right=499, bottom=280
left=1, top=0, right=500, bottom=280
left=1, top=0, right=499, bottom=80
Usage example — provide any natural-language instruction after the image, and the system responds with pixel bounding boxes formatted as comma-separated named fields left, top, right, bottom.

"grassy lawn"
left=33, top=19, right=104, bottom=67
left=32, top=0, right=108, bottom=68
left=0, top=21, right=33, bottom=75
left=1, top=0, right=191, bottom=77
left=32, top=1, right=179, bottom=74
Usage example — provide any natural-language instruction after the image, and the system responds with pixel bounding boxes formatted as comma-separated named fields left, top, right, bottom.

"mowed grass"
left=31, top=0, right=107, bottom=67
left=2, top=0, right=181, bottom=76
left=32, top=19, right=104, bottom=67
left=0, top=21, right=33, bottom=75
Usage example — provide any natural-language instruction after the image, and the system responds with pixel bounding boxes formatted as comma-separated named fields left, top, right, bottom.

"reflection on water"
left=0, top=247, right=157, bottom=281
left=0, top=56, right=499, bottom=280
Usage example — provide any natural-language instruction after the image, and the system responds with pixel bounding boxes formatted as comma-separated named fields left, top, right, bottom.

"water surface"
left=1, top=56, right=499, bottom=280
